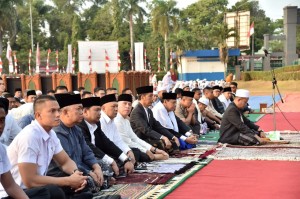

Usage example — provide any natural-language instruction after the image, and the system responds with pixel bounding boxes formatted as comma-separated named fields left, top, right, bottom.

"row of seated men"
left=0, top=79, right=267, bottom=199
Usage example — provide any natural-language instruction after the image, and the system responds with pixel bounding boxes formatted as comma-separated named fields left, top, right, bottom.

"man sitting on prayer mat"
left=115, top=94, right=169, bottom=161
left=99, top=94, right=136, bottom=172
left=48, top=94, right=104, bottom=194
left=78, top=96, right=134, bottom=176
left=175, top=91, right=201, bottom=134
left=152, top=92, right=198, bottom=146
left=130, top=86, right=180, bottom=153
left=219, top=89, right=267, bottom=146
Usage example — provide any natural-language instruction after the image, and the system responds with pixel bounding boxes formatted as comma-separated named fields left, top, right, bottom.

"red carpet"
left=166, top=160, right=300, bottom=199
left=276, top=94, right=300, bottom=112
left=256, top=112, right=300, bottom=131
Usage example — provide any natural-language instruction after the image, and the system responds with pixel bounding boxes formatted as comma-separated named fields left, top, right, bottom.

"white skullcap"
left=235, top=89, right=250, bottom=98
left=73, top=91, right=80, bottom=94
left=153, top=91, right=158, bottom=95
left=166, top=71, right=171, bottom=76
left=198, top=97, right=209, bottom=106
left=36, top=90, right=42, bottom=95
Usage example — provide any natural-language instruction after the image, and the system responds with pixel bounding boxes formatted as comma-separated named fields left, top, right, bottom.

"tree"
left=123, top=0, right=146, bottom=70
left=151, top=0, right=179, bottom=71
left=0, top=0, right=23, bottom=55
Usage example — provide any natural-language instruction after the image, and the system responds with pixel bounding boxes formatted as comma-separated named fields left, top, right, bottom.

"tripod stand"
left=271, top=69, right=284, bottom=132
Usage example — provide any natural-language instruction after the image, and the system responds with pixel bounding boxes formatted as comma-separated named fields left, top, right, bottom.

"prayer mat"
left=214, top=146, right=300, bottom=161
left=141, top=159, right=213, bottom=199
left=116, top=173, right=175, bottom=185
left=256, top=112, right=300, bottom=131
left=245, top=113, right=265, bottom=122
left=95, top=183, right=154, bottom=199
left=198, top=131, right=220, bottom=145
left=165, top=160, right=300, bottom=199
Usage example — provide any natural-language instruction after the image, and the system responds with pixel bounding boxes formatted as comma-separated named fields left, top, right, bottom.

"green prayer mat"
left=199, top=131, right=220, bottom=142
left=245, top=113, right=265, bottom=122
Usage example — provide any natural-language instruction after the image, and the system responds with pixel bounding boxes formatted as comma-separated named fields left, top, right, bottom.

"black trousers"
left=131, top=148, right=151, bottom=163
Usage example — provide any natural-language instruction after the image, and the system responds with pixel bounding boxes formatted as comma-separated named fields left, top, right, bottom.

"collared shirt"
left=0, top=143, right=10, bottom=175
left=100, top=111, right=130, bottom=161
left=0, top=114, right=21, bottom=147
left=203, top=96, right=223, bottom=118
left=83, top=120, right=114, bottom=165
left=218, top=94, right=231, bottom=110
left=0, top=120, right=62, bottom=195
left=49, top=122, right=98, bottom=175
left=115, top=113, right=152, bottom=153
left=153, top=101, right=187, bottom=141
left=85, top=120, right=97, bottom=145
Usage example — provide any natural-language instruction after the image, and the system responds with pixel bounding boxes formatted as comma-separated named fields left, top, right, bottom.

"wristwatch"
left=123, top=157, right=132, bottom=164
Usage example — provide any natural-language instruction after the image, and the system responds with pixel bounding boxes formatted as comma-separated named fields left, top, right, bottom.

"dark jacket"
left=130, top=102, right=175, bottom=141
left=77, top=120, right=123, bottom=160
left=211, top=97, right=225, bottom=114
left=48, top=122, right=98, bottom=175
left=218, top=103, right=259, bottom=144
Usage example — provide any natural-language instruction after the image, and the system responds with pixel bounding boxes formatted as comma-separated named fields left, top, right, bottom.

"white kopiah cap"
left=199, top=97, right=209, bottom=106
left=235, top=89, right=250, bottom=98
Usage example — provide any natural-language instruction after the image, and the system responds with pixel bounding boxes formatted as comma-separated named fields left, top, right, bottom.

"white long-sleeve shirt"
left=114, top=113, right=152, bottom=153
left=218, top=94, right=231, bottom=110
left=100, top=111, right=131, bottom=154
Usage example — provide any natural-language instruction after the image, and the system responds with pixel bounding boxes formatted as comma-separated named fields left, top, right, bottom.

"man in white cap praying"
left=218, top=89, right=266, bottom=146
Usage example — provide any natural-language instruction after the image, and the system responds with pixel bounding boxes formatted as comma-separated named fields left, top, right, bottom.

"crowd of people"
left=0, top=73, right=268, bottom=199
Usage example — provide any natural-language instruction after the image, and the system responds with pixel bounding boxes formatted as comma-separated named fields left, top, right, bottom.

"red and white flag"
left=248, top=22, right=254, bottom=37
left=36, top=43, right=40, bottom=73
left=0, top=57, right=2, bottom=74
left=117, top=49, right=121, bottom=71
left=13, top=51, right=18, bottom=74
left=72, top=48, right=76, bottom=74
left=105, top=49, right=109, bottom=72
left=88, top=48, right=92, bottom=73
left=28, top=49, right=32, bottom=75
left=56, top=50, right=59, bottom=72
left=170, top=49, right=173, bottom=69
left=46, top=49, right=51, bottom=75
left=6, top=42, right=13, bottom=73
left=157, top=47, right=161, bottom=72
left=130, top=48, right=133, bottom=71
left=144, top=49, right=147, bottom=70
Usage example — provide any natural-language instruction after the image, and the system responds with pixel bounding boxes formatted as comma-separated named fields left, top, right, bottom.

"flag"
left=144, top=49, right=147, bottom=70
left=56, top=50, right=59, bottom=72
left=170, top=49, right=173, bottom=69
left=0, top=57, right=2, bottom=75
left=66, top=44, right=72, bottom=73
left=157, top=47, right=161, bottom=72
left=28, top=49, right=32, bottom=75
left=46, top=49, right=51, bottom=75
left=105, top=49, right=109, bottom=72
left=130, top=48, right=133, bottom=71
left=88, top=48, right=92, bottom=73
left=117, top=49, right=121, bottom=71
left=72, top=48, right=76, bottom=74
left=6, top=42, right=13, bottom=73
left=13, top=52, right=18, bottom=74
left=248, top=22, right=254, bottom=37
left=36, top=43, right=40, bottom=73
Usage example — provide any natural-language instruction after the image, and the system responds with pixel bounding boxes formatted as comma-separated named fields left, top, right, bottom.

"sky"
left=176, top=0, right=300, bottom=20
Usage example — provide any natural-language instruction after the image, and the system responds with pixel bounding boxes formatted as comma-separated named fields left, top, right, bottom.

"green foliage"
left=242, top=65, right=300, bottom=81
left=0, top=0, right=298, bottom=75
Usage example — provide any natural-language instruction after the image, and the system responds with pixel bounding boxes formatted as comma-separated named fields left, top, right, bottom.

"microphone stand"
left=271, top=68, right=284, bottom=132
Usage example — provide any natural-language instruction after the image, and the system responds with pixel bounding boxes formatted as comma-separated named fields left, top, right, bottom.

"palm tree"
left=0, top=0, right=23, bottom=55
left=151, top=0, right=179, bottom=71
left=214, top=24, right=237, bottom=79
left=123, top=0, right=146, bottom=70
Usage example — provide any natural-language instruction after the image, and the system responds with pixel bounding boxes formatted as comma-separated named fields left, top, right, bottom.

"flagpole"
left=30, top=0, right=34, bottom=53
left=252, top=34, right=254, bottom=56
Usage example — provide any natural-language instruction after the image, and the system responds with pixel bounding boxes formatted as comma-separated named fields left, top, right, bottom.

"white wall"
left=180, top=57, right=224, bottom=73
